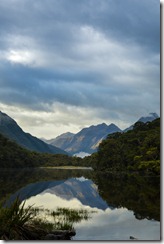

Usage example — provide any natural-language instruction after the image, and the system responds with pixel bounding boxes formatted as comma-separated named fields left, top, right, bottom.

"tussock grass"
left=0, top=197, right=37, bottom=240
left=0, top=197, right=93, bottom=240
left=0, top=198, right=55, bottom=240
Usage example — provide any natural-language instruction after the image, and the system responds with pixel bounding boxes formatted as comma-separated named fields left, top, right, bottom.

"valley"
left=0, top=110, right=160, bottom=175
left=0, top=111, right=160, bottom=240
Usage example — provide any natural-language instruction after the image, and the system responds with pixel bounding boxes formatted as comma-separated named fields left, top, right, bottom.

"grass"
left=49, top=207, right=92, bottom=230
left=0, top=197, right=93, bottom=240
left=0, top=198, right=58, bottom=240
left=0, top=197, right=38, bottom=240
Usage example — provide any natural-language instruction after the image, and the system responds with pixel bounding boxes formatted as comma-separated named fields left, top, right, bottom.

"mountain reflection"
left=6, top=177, right=108, bottom=210
left=1, top=168, right=160, bottom=222
left=1, top=169, right=160, bottom=241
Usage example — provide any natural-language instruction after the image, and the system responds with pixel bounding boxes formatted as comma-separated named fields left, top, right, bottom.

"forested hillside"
left=83, top=118, right=160, bottom=174
left=0, top=133, right=82, bottom=168
left=0, top=133, right=38, bottom=167
left=0, top=118, right=160, bottom=173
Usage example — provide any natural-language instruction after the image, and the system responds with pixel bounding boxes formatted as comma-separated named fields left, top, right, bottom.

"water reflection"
left=24, top=190, right=160, bottom=240
left=74, top=208, right=160, bottom=240
left=6, top=177, right=108, bottom=210
left=0, top=168, right=93, bottom=202
left=93, top=172, right=160, bottom=221
left=0, top=168, right=160, bottom=240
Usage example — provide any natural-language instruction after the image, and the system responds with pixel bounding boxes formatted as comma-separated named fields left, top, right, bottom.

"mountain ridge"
left=47, top=122, right=122, bottom=155
left=0, top=111, right=159, bottom=156
left=46, top=112, right=159, bottom=155
left=0, top=111, right=68, bottom=155
left=124, top=112, right=159, bottom=132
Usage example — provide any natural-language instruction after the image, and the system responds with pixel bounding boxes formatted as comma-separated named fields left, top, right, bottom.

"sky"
left=0, top=0, right=160, bottom=139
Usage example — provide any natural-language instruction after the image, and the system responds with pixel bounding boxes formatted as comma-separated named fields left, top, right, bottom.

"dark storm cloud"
left=0, top=0, right=160, bottom=131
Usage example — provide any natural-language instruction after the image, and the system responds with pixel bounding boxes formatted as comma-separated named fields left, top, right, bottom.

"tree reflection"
left=0, top=169, right=160, bottom=221
left=94, top=172, right=160, bottom=221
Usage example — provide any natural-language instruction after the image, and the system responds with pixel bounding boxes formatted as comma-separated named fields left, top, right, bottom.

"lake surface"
left=0, top=168, right=160, bottom=241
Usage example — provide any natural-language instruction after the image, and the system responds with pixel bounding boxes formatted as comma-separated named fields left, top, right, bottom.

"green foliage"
left=0, top=118, right=160, bottom=174
left=0, top=133, right=36, bottom=167
left=0, top=197, right=36, bottom=240
left=137, top=160, right=160, bottom=174
left=0, top=133, right=84, bottom=168
left=0, top=197, right=91, bottom=240
left=84, top=118, right=160, bottom=174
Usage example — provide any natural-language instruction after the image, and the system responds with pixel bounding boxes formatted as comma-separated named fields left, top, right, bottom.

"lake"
left=0, top=168, right=160, bottom=241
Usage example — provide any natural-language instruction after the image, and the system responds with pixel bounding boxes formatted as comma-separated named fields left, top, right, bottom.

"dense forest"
left=0, top=118, right=160, bottom=175
left=83, top=118, right=160, bottom=174
left=0, top=133, right=82, bottom=168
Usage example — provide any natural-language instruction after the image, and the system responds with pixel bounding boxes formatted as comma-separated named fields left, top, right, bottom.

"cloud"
left=0, top=0, right=160, bottom=138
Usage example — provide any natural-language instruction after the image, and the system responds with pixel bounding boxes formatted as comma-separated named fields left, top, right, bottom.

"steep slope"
left=49, top=123, right=122, bottom=155
left=138, top=112, right=159, bottom=123
left=47, top=112, right=159, bottom=155
left=0, top=132, right=37, bottom=167
left=89, top=118, right=160, bottom=174
left=124, top=112, right=159, bottom=132
left=45, top=132, right=75, bottom=149
left=0, top=111, right=67, bottom=154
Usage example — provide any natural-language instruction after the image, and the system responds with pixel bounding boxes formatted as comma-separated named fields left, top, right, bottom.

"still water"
left=0, top=168, right=160, bottom=241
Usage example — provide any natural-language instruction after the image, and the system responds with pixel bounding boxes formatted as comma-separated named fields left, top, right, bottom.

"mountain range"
left=44, top=123, right=122, bottom=155
left=0, top=111, right=67, bottom=155
left=45, top=112, right=159, bottom=156
left=0, top=111, right=159, bottom=156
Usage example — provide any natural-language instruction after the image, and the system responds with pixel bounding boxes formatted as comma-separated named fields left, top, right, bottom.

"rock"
left=44, top=234, right=60, bottom=240
left=44, top=230, right=76, bottom=240
left=130, top=236, right=138, bottom=240
left=52, top=230, right=76, bottom=236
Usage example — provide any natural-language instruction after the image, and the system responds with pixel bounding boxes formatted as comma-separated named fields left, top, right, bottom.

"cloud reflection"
left=25, top=193, right=160, bottom=241
left=74, top=208, right=160, bottom=241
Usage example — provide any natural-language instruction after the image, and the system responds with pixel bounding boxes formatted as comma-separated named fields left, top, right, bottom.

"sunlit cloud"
left=6, top=49, right=34, bottom=65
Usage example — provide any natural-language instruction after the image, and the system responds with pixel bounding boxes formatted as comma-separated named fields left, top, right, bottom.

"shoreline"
left=39, top=166, right=93, bottom=170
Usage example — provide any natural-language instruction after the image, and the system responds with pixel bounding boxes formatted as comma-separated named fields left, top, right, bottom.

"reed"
left=0, top=198, right=93, bottom=240
left=49, top=207, right=93, bottom=230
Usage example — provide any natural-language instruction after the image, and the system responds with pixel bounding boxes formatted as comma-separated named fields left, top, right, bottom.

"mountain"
left=138, top=112, right=159, bottom=123
left=46, top=112, right=159, bottom=155
left=48, top=123, right=122, bottom=155
left=45, top=132, right=75, bottom=149
left=0, top=111, right=67, bottom=155
left=83, top=118, right=160, bottom=174
left=124, top=112, right=159, bottom=132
